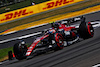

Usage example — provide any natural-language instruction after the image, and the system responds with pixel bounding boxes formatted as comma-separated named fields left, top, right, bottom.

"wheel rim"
left=55, top=33, right=64, bottom=49
left=19, top=44, right=27, bottom=55
left=87, top=22, right=94, bottom=37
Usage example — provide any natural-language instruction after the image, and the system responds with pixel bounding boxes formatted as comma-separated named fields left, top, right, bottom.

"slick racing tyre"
left=13, top=43, right=27, bottom=60
left=54, top=33, right=64, bottom=49
left=79, top=21, right=94, bottom=39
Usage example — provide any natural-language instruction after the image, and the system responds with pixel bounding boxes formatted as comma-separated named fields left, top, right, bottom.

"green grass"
left=0, top=47, right=13, bottom=62
left=0, top=43, right=31, bottom=62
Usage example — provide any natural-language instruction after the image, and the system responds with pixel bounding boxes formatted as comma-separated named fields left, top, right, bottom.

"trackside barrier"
left=0, top=0, right=84, bottom=24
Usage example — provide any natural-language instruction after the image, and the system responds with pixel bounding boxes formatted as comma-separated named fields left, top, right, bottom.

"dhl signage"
left=0, top=9, right=33, bottom=22
left=0, top=0, right=84, bottom=24
left=43, top=0, right=74, bottom=10
left=0, top=5, right=38, bottom=24
left=41, top=0, right=84, bottom=11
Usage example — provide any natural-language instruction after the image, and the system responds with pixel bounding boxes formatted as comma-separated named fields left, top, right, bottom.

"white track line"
left=3, top=31, right=17, bottom=35
left=0, top=32, right=41, bottom=43
left=26, top=23, right=48, bottom=29
left=92, top=64, right=100, bottom=67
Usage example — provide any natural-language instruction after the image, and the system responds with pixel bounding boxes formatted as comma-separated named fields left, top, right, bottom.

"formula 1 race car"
left=13, top=16, right=94, bottom=60
left=13, top=29, right=64, bottom=60
left=50, top=16, right=94, bottom=45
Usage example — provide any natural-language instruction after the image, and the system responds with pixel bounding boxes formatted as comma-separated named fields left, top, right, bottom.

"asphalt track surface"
left=0, top=11, right=100, bottom=67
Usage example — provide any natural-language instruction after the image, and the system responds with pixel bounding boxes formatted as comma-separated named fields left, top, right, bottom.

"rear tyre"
left=79, top=21, right=94, bottom=39
left=13, top=43, right=27, bottom=60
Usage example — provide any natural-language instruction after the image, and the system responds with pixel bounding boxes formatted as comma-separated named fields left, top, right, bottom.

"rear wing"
left=56, top=16, right=83, bottom=23
left=49, top=16, right=84, bottom=26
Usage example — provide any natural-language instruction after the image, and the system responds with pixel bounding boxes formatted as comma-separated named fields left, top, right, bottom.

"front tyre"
left=13, top=43, right=27, bottom=60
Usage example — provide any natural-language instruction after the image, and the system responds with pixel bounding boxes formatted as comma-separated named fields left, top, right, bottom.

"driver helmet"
left=48, top=28, right=56, bottom=34
left=53, top=22, right=59, bottom=29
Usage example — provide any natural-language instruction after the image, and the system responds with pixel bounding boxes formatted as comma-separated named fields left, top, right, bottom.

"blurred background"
left=0, top=0, right=50, bottom=14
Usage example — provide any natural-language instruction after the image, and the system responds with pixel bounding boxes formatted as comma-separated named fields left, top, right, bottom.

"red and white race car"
left=13, top=28, right=64, bottom=60
left=12, top=16, right=94, bottom=60
left=51, top=16, right=94, bottom=45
